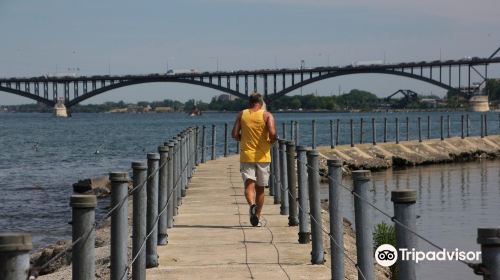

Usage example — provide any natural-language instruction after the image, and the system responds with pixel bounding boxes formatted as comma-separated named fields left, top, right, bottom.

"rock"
left=73, top=176, right=111, bottom=197
left=30, top=240, right=71, bottom=276
left=73, top=178, right=92, bottom=193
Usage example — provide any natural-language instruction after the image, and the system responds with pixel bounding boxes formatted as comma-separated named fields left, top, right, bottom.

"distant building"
left=154, top=106, right=173, bottom=113
left=217, top=94, right=237, bottom=102
left=420, top=98, right=438, bottom=108
left=127, top=104, right=151, bottom=113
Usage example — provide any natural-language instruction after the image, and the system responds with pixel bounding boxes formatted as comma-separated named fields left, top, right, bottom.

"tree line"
left=2, top=83, right=499, bottom=113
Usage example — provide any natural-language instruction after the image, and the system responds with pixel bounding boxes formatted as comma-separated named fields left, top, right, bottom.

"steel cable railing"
left=270, top=169, right=368, bottom=280
left=117, top=144, right=199, bottom=280
left=275, top=143, right=478, bottom=274
left=29, top=127, right=195, bottom=279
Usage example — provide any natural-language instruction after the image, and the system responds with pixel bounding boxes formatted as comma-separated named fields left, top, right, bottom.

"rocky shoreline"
left=31, top=176, right=119, bottom=278
left=317, top=135, right=500, bottom=175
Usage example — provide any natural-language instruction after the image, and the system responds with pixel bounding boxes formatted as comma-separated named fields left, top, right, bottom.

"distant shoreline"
left=0, top=108, right=485, bottom=114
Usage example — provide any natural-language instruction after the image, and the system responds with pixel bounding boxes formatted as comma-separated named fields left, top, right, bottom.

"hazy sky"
left=1, top=0, right=499, bottom=105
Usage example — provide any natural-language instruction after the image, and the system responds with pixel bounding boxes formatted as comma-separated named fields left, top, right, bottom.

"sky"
left=0, top=0, right=499, bottom=105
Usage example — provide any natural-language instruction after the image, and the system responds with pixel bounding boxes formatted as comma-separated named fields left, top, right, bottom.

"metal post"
left=391, top=190, right=417, bottom=280
left=286, top=141, right=299, bottom=226
left=295, top=121, right=300, bottom=146
left=440, top=115, right=444, bottom=140
left=466, top=114, right=470, bottom=137
left=157, top=146, right=169, bottom=245
left=312, top=119, right=317, bottom=149
left=279, top=139, right=289, bottom=215
left=384, top=117, right=387, bottom=143
left=406, top=116, right=409, bottom=141
left=110, top=171, right=130, bottom=278
left=211, top=124, right=216, bottom=160
left=224, top=123, right=228, bottom=157
left=330, top=120, right=335, bottom=149
left=307, top=150, right=324, bottom=264
left=201, top=125, right=206, bottom=163
left=350, top=119, right=354, bottom=147
left=175, top=137, right=182, bottom=209
left=447, top=115, right=451, bottom=138
left=336, top=119, right=340, bottom=146
left=418, top=117, right=422, bottom=142
left=328, top=159, right=344, bottom=280
left=352, top=170, right=374, bottom=280
left=180, top=134, right=187, bottom=197
left=481, top=114, right=484, bottom=138
left=236, top=140, right=240, bottom=155
left=187, top=129, right=192, bottom=179
left=294, top=121, right=300, bottom=145
left=371, top=118, right=376, bottom=145
left=282, top=122, right=286, bottom=139
left=485, top=114, right=488, bottom=136
left=477, top=228, right=500, bottom=280
left=70, top=195, right=96, bottom=280
left=269, top=149, right=275, bottom=197
left=195, top=126, right=199, bottom=165
left=171, top=140, right=179, bottom=216
left=0, top=233, right=32, bottom=280
left=396, top=117, right=400, bottom=144
left=296, top=145, right=310, bottom=244
left=166, top=142, right=175, bottom=227
left=272, top=143, right=281, bottom=204
left=360, top=117, right=364, bottom=144
left=290, top=120, right=295, bottom=142
left=461, top=115, right=465, bottom=139
left=427, top=115, right=431, bottom=139
left=132, top=162, right=147, bottom=280
left=145, top=154, right=159, bottom=268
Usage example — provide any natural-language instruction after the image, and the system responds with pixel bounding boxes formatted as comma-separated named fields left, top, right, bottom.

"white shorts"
left=240, top=162, right=271, bottom=187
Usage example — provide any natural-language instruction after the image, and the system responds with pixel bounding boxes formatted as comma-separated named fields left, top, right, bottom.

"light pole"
left=166, top=57, right=175, bottom=73
left=209, top=57, right=219, bottom=72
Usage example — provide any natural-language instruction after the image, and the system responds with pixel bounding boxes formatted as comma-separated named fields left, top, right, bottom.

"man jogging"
left=232, top=92, right=277, bottom=226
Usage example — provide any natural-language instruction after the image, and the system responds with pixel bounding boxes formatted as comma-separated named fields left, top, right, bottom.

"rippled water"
left=0, top=111, right=498, bottom=280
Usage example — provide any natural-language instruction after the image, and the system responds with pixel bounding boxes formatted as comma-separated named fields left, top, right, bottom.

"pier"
left=146, top=155, right=331, bottom=279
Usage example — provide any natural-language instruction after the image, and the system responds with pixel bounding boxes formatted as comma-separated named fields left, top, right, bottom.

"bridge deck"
left=147, top=155, right=331, bottom=280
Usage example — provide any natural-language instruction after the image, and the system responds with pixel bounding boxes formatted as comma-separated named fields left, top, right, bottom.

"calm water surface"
left=0, top=111, right=498, bottom=280
left=321, top=160, right=500, bottom=280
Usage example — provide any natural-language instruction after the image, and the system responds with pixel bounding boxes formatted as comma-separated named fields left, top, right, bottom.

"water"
left=0, top=111, right=498, bottom=278
left=320, top=160, right=500, bottom=280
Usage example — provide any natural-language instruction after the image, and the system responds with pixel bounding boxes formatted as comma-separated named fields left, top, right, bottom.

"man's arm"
left=264, top=111, right=277, bottom=143
left=232, top=111, right=243, bottom=141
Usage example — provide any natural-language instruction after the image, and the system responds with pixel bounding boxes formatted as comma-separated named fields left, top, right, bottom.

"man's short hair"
left=249, top=92, right=263, bottom=106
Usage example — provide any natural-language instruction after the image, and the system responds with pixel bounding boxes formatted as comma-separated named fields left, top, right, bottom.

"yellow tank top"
left=240, top=109, right=271, bottom=163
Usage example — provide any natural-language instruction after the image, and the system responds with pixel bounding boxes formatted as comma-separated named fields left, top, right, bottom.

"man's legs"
left=244, top=179, right=256, bottom=205
left=255, top=185, right=265, bottom=218
left=244, top=179, right=260, bottom=226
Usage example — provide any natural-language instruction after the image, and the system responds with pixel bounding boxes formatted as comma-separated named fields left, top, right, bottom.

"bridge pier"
left=54, top=101, right=69, bottom=118
left=469, top=95, right=490, bottom=112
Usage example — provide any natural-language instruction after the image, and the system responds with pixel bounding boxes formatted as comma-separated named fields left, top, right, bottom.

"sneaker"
left=249, top=204, right=259, bottom=226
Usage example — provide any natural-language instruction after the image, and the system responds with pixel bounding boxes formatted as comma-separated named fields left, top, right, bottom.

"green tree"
left=289, top=97, right=301, bottom=109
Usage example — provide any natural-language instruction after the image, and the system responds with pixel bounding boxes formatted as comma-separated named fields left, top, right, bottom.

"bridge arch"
left=0, top=86, right=56, bottom=107
left=67, top=78, right=248, bottom=107
left=269, top=69, right=457, bottom=101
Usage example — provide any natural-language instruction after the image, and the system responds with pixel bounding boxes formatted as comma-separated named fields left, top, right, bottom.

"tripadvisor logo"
left=375, top=244, right=398, bottom=267
left=374, top=244, right=481, bottom=267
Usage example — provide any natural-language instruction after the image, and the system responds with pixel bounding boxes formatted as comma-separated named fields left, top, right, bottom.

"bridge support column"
left=54, top=102, right=68, bottom=118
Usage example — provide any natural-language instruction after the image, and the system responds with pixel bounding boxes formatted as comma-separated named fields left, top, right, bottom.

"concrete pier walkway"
left=147, top=155, right=331, bottom=280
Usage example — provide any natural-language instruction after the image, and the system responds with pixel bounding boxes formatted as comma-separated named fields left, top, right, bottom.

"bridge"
left=1, top=47, right=500, bottom=110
